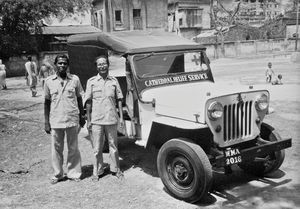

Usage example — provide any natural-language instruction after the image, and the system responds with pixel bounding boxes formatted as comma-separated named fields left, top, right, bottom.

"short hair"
left=54, top=54, right=69, bottom=65
left=268, top=62, right=272, bottom=66
left=95, top=55, right=109, bottom=67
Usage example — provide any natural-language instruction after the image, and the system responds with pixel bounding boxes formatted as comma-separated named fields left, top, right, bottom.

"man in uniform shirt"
left=85, top=55, right=124, bottom=180
left=44, top=54, right=85, bottom=184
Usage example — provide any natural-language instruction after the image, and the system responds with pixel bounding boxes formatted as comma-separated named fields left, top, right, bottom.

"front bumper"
left=214, top=138, right=292, bottom=167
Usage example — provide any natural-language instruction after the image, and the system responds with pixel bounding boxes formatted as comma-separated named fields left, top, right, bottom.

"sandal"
left=50, top=176, right=63, bottom=184
left=71, top=177, right=81, bottom=182
left=91, top=175, right=99, bottom=182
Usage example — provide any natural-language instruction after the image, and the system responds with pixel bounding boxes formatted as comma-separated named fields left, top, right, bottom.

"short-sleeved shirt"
left=85, top=74, right=123, bottom=125
left=44, top=74, right=83, bottom=128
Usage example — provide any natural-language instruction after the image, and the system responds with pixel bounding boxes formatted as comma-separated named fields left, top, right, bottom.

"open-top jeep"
left=67, top=31, right=292, bottom=203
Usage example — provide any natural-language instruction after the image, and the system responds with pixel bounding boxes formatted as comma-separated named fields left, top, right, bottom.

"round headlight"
left=208, top=101, right=223, bottom=120
left=255, top=93, right=269, bottom=111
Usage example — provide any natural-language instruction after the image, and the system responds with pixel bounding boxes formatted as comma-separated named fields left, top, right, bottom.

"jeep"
left=67, top=31, right=292, bottom=203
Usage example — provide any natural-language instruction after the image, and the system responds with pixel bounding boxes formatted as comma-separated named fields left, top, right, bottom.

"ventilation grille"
left=223, top=101, right=253, bottom=142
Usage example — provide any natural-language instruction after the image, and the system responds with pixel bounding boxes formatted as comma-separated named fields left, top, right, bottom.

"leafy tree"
left=0, top=0, right=92, bottom=59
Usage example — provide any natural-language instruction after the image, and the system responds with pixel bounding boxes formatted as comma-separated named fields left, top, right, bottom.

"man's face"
left=96, top=57, right=109, bottom=75
left=56, top=58, right=68, bottom=74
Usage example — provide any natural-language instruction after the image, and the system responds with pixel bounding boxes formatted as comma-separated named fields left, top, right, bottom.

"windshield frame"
left=128, top=50, right=214, bottom=94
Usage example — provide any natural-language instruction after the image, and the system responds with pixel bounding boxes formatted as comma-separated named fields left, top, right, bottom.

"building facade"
left=168, top=0, right=211, bottom=39
left=91, top=0, right=168, bottom=32
left=236, top=0, right=282, bottom=26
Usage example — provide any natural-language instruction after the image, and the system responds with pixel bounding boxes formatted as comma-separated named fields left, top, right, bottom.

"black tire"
left=238, top=123, right=285, bottom=176
left=157, top=138, right=212, bottom=203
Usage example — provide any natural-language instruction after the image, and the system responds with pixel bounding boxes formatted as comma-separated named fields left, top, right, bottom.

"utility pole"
left=295, top=0, right=299, bottom=51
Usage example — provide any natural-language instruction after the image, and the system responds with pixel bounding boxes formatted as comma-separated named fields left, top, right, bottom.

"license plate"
left=224, top=148, right=242, bottom=165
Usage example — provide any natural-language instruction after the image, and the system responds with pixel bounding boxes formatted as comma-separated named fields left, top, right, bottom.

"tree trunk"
left=220, top=32, right=225, bottom=57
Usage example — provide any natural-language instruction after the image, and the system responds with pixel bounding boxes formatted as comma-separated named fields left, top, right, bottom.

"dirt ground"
left=0, top=55, right=299, bottom=209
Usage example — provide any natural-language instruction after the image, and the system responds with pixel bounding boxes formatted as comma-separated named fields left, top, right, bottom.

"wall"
left=4, top=51, right=67, bottom=78
left=145, top=0, right=168, bottom=30
left=5, top=39, right=299, bottom=77
left=201, top=38, right=300, bottom=59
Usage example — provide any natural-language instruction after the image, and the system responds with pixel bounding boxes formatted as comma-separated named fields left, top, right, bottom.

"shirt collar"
left=52, top=73, right=72, bottom=80
left=96, top=73, right=112, bottom=81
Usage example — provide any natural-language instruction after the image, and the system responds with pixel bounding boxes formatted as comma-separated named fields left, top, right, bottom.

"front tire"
left=157, top=138, right=212, bottom=203
left=238, top=123, right=285, bottom=176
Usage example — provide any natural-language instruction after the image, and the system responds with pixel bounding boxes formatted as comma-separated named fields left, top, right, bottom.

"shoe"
left=98, top=163, right=110, bottom=177
left=112, top=170, right=124, bottom=179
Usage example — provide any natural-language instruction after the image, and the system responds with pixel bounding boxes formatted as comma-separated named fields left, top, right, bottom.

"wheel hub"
left=168, top=156, right=194, bottom=186
left=174, top=163, right=188, bottom=181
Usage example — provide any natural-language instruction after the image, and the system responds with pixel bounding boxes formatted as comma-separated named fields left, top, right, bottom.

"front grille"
left=223, top=101, right=253, bottom=141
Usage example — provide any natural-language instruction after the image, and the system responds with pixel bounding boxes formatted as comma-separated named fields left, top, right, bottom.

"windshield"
left=133, top=51, right=210, bottom=78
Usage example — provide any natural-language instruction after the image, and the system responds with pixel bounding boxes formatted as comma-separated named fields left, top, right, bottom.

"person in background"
left=25, top=56, right=38, bottom=96
left=265, top=62, right=275, bottom=83
left=85, top=55, right=124, bottom=181
left=0, top=59, right=7, bottom=90
left=272, top=74, right=283, bottom=85
left=44, top=54, right=85, bottom=184
left=39, top=62, right=54, bottom=89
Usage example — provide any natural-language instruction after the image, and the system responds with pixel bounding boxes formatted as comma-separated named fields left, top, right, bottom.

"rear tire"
left=238, top=123, right=285, bottom=176
left=157, top=138, right=212, bottom=203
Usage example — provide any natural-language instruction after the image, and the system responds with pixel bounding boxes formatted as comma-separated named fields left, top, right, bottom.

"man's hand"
left=45, top=122, right=51, bottom=134
left=79, top=115, right=86, bottom=128
left=86, top=120, right=92, bottom=131
left=119, top=119, right=125, bottom=129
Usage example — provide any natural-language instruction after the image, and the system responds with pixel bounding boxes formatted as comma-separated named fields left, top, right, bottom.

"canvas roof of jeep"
left=67, top=31, right=206, bottom=55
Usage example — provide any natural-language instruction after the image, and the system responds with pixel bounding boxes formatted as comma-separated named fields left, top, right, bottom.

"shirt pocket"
left=92, top=86, right=103, bottom=99
left=50, top=89, right=59, bottom=101
left=106, top=83, right=116, bottom=98
left=66, top=87, right=76, bottom=98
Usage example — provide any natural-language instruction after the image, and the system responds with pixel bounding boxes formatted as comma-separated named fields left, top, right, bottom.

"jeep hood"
left=141, top=82, right=264, bottom=124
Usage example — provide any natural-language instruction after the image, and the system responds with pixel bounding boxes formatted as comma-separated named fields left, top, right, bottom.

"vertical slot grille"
left=223, top=101, right=253, bottom=141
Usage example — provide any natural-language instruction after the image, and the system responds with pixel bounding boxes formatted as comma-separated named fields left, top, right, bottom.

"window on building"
left=181, top=9, right=203, bottom=28
left=133, top=9, right=141, bottom=18
left=115, top=10, right=122, bottom=23
left=179, top=18, right=183, bottom=26
left=94, top=12, right=98, bottom=28
left=99, top=11, right=103, bottom=30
